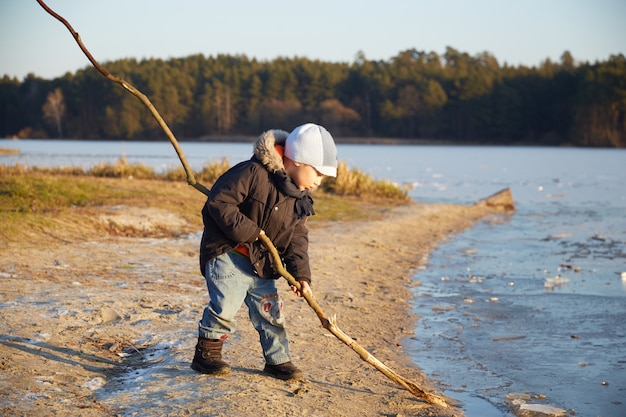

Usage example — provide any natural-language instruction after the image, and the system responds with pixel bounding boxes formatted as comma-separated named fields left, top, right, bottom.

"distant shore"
left=2, top=135, right=580, bottom=147
left=0, top=147, right=20, bottom=154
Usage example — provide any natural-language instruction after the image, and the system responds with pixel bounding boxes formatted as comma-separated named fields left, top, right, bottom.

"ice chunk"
left=544, top=275, right=569, bottom=290
left=431, top=305, right=456, bottom=312
left=83, top=377, right=106, bottom=390
left=506, top=392, right=567, bottom=417
left=517, top=403, right=567, bottom=417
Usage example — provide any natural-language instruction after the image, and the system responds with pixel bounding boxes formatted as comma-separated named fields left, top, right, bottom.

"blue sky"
left=2, top=0, right=625, bottom=80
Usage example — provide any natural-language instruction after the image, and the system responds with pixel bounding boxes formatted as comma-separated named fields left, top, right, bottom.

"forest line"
left=1, top=47, right=625, bottom=147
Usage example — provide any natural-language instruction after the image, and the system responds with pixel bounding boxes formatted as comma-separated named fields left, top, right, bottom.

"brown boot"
left=263, top=361, right=303, bottom=381
left=190, top=337, right=230, bottom=375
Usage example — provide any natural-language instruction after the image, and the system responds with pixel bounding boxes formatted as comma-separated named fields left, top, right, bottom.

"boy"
left=191, top=123, right=338, bottom=380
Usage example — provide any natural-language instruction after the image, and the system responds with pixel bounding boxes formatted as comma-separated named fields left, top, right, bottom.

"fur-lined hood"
left=253, top=129, right=289, bottom=173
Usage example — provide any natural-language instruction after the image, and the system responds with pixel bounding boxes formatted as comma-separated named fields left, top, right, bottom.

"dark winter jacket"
left=199, top=129, right=313, bottom=283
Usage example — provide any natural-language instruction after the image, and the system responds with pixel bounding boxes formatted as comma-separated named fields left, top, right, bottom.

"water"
left=2, top=139, right=625, bottom=416
left=339, top=145, right=626, bottom=416
left=0, top=139, right=253, bottom=173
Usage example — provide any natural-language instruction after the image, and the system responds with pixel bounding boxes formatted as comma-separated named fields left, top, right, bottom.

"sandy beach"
left=0, top=194, right=496, bottom=416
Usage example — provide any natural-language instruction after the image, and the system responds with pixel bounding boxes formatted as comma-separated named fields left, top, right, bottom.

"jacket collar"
left=253, top=129, right=289, bottom=173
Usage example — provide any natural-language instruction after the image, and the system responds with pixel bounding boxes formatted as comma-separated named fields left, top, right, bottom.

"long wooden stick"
left=37, top=1, right=452, bottom=408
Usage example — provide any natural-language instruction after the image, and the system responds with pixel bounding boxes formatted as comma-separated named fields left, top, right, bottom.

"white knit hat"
left=284, top=123, right=338, bottom=177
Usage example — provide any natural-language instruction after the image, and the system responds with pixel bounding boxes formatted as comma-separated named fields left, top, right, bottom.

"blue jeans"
left=198, top=251, right=291, bottom=365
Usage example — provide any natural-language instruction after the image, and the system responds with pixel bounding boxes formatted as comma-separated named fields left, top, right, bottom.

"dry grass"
left=0, top=163, right=409, bottom=246
left=3, top=157, right=408, bottom=200
left=0, top=147, right=21, bottom=155
left=322, top=161, right=410, bottom=201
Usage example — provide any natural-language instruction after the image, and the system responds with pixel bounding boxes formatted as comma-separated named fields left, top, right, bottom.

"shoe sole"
left=263, top=367, right=303, bottom=381
left=190, top=362, right=231, bottom=376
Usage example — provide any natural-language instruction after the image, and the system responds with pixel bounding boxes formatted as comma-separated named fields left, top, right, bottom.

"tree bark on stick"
left=37, top=0, right=454, bottom=409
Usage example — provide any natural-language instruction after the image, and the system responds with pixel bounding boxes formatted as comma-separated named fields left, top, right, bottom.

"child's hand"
left=291, top=281, right=311, bottom=298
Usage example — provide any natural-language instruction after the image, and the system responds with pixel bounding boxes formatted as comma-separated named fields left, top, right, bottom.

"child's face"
left=285, top=160, right=324, bottom=191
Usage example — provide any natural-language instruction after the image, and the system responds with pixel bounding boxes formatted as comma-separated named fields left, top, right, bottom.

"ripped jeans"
left=198, top=251, right=291, bottom=365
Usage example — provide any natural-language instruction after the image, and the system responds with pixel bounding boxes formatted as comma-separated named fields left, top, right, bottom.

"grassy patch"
left=311, top=192, right=401, bottom=222
left=4, top=157, right=408, bottom=200
left=0, top=162, right=408, bottom=244
left=1, top=168, right=124, bottom=213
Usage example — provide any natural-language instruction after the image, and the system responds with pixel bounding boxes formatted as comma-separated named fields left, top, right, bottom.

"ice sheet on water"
left=506, top=393, right=567, bottom=417
left=543, top=275, right=569, bottom=290
left=515, top=403, right=567, bottom=417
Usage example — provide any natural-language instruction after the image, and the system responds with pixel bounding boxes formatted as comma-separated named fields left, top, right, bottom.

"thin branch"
left=36, top=0, right=210, bottom=197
